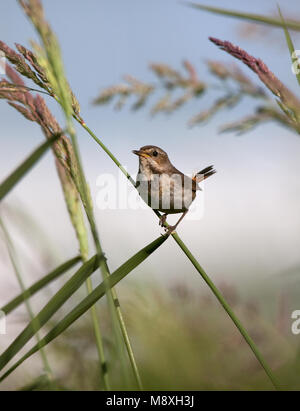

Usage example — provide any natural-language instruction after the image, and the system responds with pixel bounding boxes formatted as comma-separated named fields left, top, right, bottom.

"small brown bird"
left=133, top=145, right=216, bottom=234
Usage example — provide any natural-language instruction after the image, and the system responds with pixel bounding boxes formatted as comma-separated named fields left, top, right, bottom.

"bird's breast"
left=136, top=171, right=196, bottom=213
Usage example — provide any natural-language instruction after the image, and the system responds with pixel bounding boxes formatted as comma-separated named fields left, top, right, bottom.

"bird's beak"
left=132, top=150, right=150, bottom=158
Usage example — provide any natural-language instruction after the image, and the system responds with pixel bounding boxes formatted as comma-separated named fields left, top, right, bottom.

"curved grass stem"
left=171, top=232, right=279, bottom=389
left=66, top=118, right=143, bottom=390
left=64, top=119, right=112, bottom=390
left=77, top=117, right=280, bottom=390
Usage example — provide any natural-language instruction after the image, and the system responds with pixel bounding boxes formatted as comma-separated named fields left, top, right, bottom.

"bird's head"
left=132, top=145, right=172, bottom=173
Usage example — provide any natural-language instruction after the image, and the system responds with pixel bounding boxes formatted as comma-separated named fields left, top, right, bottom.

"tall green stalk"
left=76, top=118, right=280, bottom=390
left=20, top=4, right=142, bottom=387
left=0, top=217, right=54, bottom=387
left=85, top=278, right=110, bottom=390
left=58, top=118, right=112, bottom=390
left=66, top=119, right=142, bottom=389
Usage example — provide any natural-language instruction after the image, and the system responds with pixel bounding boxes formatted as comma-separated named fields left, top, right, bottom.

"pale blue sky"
left=1, top=0, right=300, bottom=294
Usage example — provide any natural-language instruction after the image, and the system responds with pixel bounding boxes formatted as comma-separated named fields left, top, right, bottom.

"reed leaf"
left=0, top=235, right=167, bottom=382
left=187, top=3, right=300, bottom=31
left=0, top=133, right=61, bottom=201
left=18, top=0, right=111, bottom=388
left=0, top=216, right=54, bottom=385
left=0, top=254, right=103, bottom=372
left=1, top=256, right=81, bottom=315
left=27, top=4, right=142, bottom=386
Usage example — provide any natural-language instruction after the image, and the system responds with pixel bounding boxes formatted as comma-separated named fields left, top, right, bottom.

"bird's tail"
left=193, top=165, right=216, bottom=183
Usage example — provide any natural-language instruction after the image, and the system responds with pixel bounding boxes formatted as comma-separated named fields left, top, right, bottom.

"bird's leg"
left=166, top=210, right=189, bottom=235
left=159, top=213, right=168, bottom=227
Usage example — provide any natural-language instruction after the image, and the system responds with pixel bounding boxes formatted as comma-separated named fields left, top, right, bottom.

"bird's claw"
left=159, top=214, right=167, bottom=227
left=165, top=225, right=176, bottom=235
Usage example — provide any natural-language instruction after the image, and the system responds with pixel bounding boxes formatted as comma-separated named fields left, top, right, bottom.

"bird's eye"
left=152, top=150, right=158, bottom=157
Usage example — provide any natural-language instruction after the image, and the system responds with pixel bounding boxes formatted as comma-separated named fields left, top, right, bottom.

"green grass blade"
left=21, top=0, right=118, bottom=388
left=187, top=3, right=300, bottom=31
left=0, top=235, right=167, bottom=382
left=171, top=232, right=280, bottom=389
left=0, top=216, right=55, bottom=386
left=0, top=254, right=103, bottom=372
left=277, top=6, right=300, bottom=86
left=0, top=134, right=60, bottom=201
left=1, top=256, right=81, bottom=315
